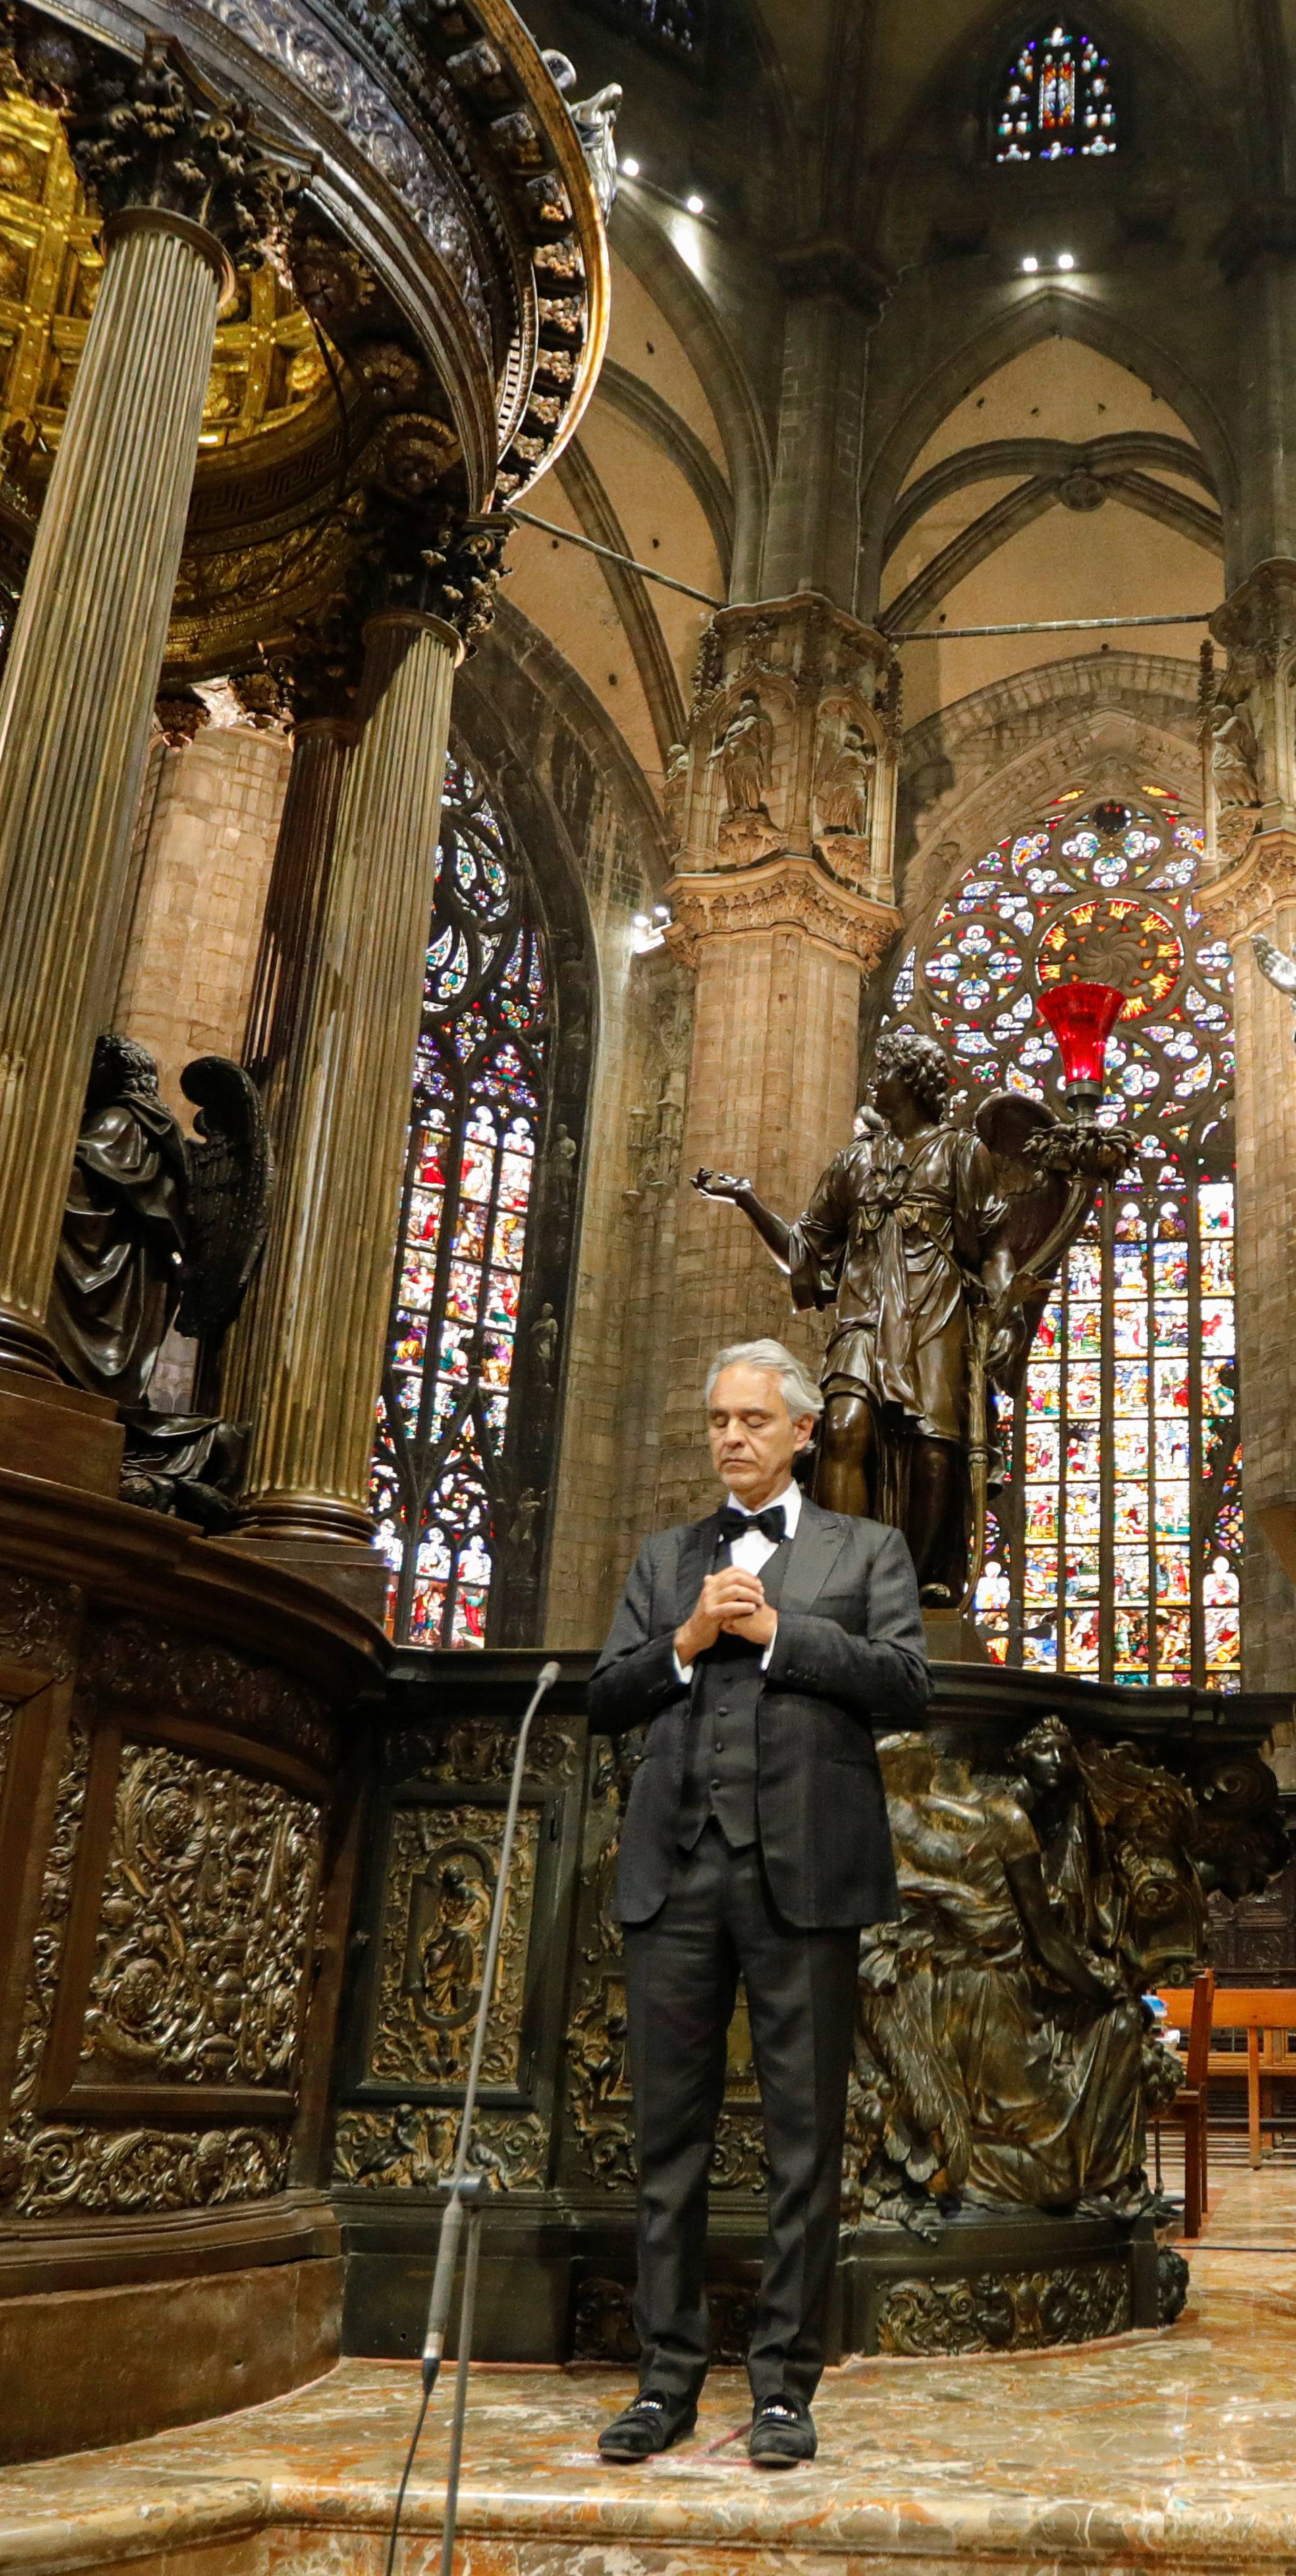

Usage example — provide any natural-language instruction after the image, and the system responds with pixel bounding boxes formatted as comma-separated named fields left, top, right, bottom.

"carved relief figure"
left=413, top=1856, right=490, bottom=2028
left=814, top=720, right=876, bottom=839
left=855, top=1729, right=1153, bottom=2227
left=1209, top=685, right=1262, bottom=811
left=707, top=689, right=774, bottom=818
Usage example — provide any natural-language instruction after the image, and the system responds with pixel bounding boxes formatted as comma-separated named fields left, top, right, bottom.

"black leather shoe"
left=597, top=2390, right=698, bottom=2461
left=748, top=2393, right=817, bottom=2467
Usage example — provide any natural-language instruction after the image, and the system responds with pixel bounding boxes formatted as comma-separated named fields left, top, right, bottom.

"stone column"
left=1197, top=829, right=1296, bottom=1689
left=759, top=261, right=885, bottom=612
left=0, top=38, right=292, bottom=1415
left=1198, top=559, right=1296, bottom=1685
left=229, top=611, right=460, bottom=1563
left=225, top=519, right=508, bottom=1596
left=655, top=596, right=900, bottom=1525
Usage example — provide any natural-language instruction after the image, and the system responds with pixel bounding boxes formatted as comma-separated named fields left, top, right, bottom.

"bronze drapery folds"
left=850, top=1718, right=1202, bottom=2237
left=49, top=1034, right=273, bottom=1521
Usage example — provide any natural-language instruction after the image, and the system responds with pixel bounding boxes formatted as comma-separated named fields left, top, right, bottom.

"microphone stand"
left=383, top=1656, right=562, bottom=2576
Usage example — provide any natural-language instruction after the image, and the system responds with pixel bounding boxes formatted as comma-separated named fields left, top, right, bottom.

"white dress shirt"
left=674, top=1481, right=801, bottom=1683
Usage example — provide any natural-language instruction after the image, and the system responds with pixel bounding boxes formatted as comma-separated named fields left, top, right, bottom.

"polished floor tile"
left=5, top=2166, right=1296, bottom=2576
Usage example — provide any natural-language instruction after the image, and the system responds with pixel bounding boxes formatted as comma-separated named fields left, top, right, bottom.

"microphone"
left=418, top=1654, right=562, bottom=2394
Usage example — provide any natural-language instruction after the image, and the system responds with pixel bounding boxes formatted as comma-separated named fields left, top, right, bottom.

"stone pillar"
left=655, top=596, right=900, bottom=1525
left=229, top=610, right=460, bottom=1560
left=759, top=263, right=884, bottom=612
left=1216, top=215, right=1296, bottom=581
left=0, top=38, right=291, bottom=1411
left=1197, top=828, right=1296, bottom=1688
left=115, top=716, right=293, bottom=1115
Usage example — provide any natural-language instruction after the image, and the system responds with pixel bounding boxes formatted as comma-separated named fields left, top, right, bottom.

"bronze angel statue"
left=695, top=1026, right=1127, bottom=1604
left=49, top=1034, right=273, bottom=1523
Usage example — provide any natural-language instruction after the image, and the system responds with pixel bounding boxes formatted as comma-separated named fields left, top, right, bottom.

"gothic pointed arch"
left=857, top=291, right=1236, bottom=614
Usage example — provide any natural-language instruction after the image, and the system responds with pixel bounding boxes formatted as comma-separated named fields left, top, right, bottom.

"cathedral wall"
left=115, top=723, right=292, bottom=1122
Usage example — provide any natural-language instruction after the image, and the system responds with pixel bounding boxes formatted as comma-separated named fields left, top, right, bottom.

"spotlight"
left=685, top=192, right=705, bottom=214
left=620, top=155, right=640, bottom=176
left=653, top=903, right=671, bottom=922
left=1058, top=251, right=1076, bottom=270
left=632, top=912, right=651, bottom=930
left=1021, top=255, right=1040, bottom=273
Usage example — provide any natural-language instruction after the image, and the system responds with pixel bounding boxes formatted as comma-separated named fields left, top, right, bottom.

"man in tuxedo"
left=587, top=1338, right=928, bottom=2468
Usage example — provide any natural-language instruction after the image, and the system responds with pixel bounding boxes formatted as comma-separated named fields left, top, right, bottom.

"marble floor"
left=4, top=2167, right=1296, bottom=2576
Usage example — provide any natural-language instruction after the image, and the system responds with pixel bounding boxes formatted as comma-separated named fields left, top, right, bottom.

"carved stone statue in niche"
left=49, top=1034, right=273, bottom=1526
left=694, top=1028, right=1096, bottom=1602
left=708, top=689, right=774, bottom=819
left=1205, top=660, right=1263, bottom=863
left=853, top=1722, right=1189, bottom=2235
left=814, top=720, right=876, bottom=839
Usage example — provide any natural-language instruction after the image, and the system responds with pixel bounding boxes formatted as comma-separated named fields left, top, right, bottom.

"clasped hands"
left=675, top=1566, right=778, bottom=1663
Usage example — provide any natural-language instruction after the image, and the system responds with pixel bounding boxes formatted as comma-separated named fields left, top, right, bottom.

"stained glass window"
left=371, top=758, right=550, bottom=1647
left=995, top=24, right=1116, bottom=160
left=881, top=797, right=1239, bottom=1688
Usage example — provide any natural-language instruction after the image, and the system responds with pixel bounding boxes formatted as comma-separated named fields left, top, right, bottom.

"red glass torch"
left=1037, top=980, right=1126, bottom=1113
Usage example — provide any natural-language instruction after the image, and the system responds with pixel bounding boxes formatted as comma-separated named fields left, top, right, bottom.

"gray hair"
left=703, top=1337, right=824, bottom=1421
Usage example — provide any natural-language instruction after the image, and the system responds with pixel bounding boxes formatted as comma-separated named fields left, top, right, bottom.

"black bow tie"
left=717, top=1502, right=787, bottom=1547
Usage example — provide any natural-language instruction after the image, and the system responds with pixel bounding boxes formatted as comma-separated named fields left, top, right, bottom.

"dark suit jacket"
left=587, top=1500, right=929, bottom=1930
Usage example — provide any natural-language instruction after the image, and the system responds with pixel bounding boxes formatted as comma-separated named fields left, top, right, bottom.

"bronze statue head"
left=871, top=1028, right=950, bottom=1126
left=1015, top=1715, right=1079, bottom=1795
left=86, top=1031, right=161, bottom=1113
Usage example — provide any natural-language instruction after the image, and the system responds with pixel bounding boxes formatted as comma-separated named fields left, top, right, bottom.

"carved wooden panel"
left=76, top=1743, right=319, bottom=2091
left=37, top=1726, right=324, bottom=2128
left=368, top=1800, right=541, bottom=2091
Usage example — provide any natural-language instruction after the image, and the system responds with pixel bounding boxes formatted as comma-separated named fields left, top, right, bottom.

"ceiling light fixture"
left=1021, top=254, right=1040, bottom=273
left=1058, top=251, right=1076, bottom=269
left=620, top=155, right=640, bottom=176
left=685, top=192, right=705, bottom=214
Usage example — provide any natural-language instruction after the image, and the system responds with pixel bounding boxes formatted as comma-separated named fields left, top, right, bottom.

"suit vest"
left=676, top=1539, right=790, bottom=1852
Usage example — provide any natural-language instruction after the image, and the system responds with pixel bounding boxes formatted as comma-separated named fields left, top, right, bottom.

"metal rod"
left=438, top=2207, right=482, bottom=2576
left=890, top=610, right=1216, bottom=641
left=510, top=506, right=726, bottom=607
left=421, top=1660, right=560, bottom=2394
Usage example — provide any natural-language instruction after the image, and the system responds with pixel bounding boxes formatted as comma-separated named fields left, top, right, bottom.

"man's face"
left=705, top=1363, right=813, bottom=1507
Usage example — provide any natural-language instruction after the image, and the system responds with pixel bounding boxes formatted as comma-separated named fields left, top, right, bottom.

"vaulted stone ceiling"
left=497, top=0, right=1269, bottom=808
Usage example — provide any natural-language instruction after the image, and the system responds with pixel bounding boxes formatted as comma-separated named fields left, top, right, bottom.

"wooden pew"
left=1158, top=1984, right=1296, bottom=2170
left=1151, top=1970, right=1214, bottom=2235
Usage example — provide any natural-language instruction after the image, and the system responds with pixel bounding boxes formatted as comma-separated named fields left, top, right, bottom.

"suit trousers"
left=622, top=1818, right=860, bottom=2406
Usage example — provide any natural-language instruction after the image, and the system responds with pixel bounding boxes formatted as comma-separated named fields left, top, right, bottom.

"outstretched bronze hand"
left=692, top=1167, right=751, bottom=1201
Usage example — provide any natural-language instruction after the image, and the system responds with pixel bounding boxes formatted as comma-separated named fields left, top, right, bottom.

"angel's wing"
left=973, top=1090, right=1071, bottom=1392
left=1252, top=930, right=1296, bottom=999
left=859, top=1965, right=971, bottom=2190
left=175, top=1056, right=275, bottom=1345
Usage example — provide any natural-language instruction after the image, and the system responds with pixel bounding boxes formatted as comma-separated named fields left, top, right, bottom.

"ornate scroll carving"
left=9, top=2122, right=290, bottom=2216
left=78, top=1743, right=320, bottom=2088
left=87, top=1615, right=335, bottom=1772
left=369, top=1802, right=539, bottom=2086
left=666, top=857, right=900, bottom=971
left=204, top=0, right=487, bottom=338
left=71, top=35, right=303, bottom=265
left=572, top=2275, right=755, bottom=2365
left=333, top=2103, right=545, bottom=2189
left=0, top=1569, right=78, bottom=1675
left=384, top=1720, right=576, bottom=1787
left=877, top=2261, right=1131, bottom=2357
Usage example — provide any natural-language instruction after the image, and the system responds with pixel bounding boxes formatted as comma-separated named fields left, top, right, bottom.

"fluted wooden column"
left=233, top=610, right=462, bottom=1541
left=220, top=709, right=357, bottom=1429
left=0, top=207, right=229, bottom=1375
